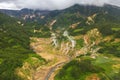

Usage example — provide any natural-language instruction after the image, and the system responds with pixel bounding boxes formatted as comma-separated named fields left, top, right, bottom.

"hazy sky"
left=0, top=0, right=120, bottom=10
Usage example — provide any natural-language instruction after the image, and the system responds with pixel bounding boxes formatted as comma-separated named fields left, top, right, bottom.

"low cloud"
left=0, top=0, right=120, bottom=10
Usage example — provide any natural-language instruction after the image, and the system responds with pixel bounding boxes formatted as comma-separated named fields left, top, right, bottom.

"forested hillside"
left=0, top=13, right=46, bottom=80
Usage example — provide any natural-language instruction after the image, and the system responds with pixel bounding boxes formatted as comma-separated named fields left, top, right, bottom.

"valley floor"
left=30, top=37, right=70, bottom=80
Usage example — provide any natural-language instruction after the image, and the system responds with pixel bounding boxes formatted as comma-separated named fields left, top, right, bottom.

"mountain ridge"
left=0, top=4, right=120, bottom=21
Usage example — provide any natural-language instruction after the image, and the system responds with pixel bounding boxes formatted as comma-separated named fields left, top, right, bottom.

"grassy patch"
left=112, top=28, right=120, bottom=31
left=73, top=28, right=84, bottom=33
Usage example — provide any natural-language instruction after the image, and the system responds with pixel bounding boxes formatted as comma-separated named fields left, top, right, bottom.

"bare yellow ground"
left=30, top=37, right=69, bottom=80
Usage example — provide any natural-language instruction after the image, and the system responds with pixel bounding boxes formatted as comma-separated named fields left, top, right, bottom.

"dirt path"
left=30, top=37, right=69, bottom=80
left=45, top=62, right=67, bottom=80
